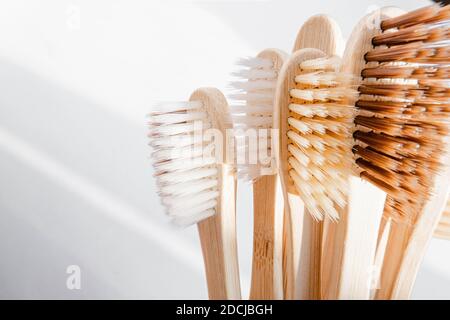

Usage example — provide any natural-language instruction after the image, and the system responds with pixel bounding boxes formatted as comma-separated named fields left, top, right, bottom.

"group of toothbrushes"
left=148, top=3, right=450, bottom=300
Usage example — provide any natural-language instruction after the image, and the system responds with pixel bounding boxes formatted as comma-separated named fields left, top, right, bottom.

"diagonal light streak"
left=0, top=125, right=204, bottom=274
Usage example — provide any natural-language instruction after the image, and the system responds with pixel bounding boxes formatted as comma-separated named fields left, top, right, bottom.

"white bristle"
left=154, top=157, right=217, bottom=174
left=231, top=115, right=273, bottom=127
left=150, top=121, right=211, bottom=137
left=160, top=179, right=218, bottom=197
left=236, top=56, right=273, bottom=68
left=149, top=134, right=194, bottom=148
left=156, top=167, right=217, bottom=185
left=150, top=100, right=203, bottom=113
left=230, top=80, right=276, bottom=91
left=173, top=209, right=216, bottom=227
left=287, top=56, right=355, bottom=220
left=288, top=157, right=310, bottom=180
left=295, top=71, right=356, bottom=87
left=150, top=111, right=208, bottom=125
left=163, top=190, right=219, bottom=211
left=151, top=144, right=203, bottom=162
left=168, top=200, right=217, bottom=221
left=288, top=144, right=310, bottom=166
left=229, top=55, right=280, bottom=181
left=299, top=56, right=341, bottom=71
left=228, top=92, right=273, bottom=102
left=148, top=101, right=220, bottom=226
left=230, top=104, right=273, bottom=114
left=287, top=130, right=311, bottom=148
left=232, top=68, right=277, bottom=79
left=290, top=87, right=353, bottom=102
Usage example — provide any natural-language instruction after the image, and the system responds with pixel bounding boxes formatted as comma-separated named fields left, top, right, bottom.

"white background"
left=0, top=0, right=448, bottom=299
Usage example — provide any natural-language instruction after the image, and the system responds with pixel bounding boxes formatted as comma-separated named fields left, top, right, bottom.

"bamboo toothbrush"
left=229, top=49, right=288, bottom=300
left=379, top=4, right=450, bottom=299
left=273, top=47, right=357, bottom=299
left=336, top=4, right=450, bottom=299
left=148, top=87, right=241, bottom=299
left=434, top=199, right=450, bottom=239
left=280, top=14, right=345, bottom=300
left=319, top=8, right=409, bottom=300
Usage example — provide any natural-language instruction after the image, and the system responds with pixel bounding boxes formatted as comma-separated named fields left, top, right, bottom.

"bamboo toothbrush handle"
left=191, top=88, right=241, bottom=300
left=390, top=152, right=450, bottom=299
left=292, top=14, right=344, bottom=55
left=198, top=163, right=241, bottom=300
left=250, top=174, right=284, bottom=299
left=247, top=48, right=287, bottom=300
left=282, top=193, right=303, bottom=299
left=298, top=214, right=323, bottom=299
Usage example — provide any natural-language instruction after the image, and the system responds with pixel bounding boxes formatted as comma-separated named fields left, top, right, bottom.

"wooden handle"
left=250, top=174, right=284, bottom=299
left=190, top=88, right=241, bottom=300
left=247, top=49, right=287, bottom=300
left=390, top=147, right=450, bottom=299
left=322, top=177, right=386, bottom=299
left=292, top=14, right=344, bottom=56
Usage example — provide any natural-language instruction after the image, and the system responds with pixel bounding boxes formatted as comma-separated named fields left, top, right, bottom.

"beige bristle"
left=354, top=5, right=450, bottom=220
left=287, top=56, right=356, bottom=221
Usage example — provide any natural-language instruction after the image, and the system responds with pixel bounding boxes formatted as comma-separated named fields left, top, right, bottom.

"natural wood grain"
left=322, top=177, right=386, bottom=299
left=282, top=194, right=303, bottom=299
left=250, top=174, right=284, bottom=299
left=292, top=14, right=344, bottom=56
left=248, top=49, right=287, bottom=300
left=370, top=218, right=391, bottom=299
left=190, top=88, right=241, bottom=300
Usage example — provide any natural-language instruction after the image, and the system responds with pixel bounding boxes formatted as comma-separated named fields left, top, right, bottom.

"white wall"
left=0, top=0, right=448, bottom=299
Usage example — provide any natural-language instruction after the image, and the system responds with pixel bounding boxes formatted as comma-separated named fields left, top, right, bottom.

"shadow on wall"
left=0, top=59, right=206, bottom=299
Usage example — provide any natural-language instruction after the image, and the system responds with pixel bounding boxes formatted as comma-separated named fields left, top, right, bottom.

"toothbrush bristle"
left=229, top=56, right=278, bottom=181
left=148, top=101, right=220, bottom=226
left=354, top=5, right=450, bottom=220
left=287, top=56, right=357, bottom=221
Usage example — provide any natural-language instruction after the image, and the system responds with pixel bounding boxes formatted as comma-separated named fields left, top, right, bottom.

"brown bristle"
left=353, top=145, right=400, bottom=171
left=354, top=4, right=450, bottom=220
left=358, top=84, right=413, bottom=99
left=364, top=42, right=449, bottom=63
left=356, top=100, right=408, bottom=117
left=380, top=5, right=447, bottom=31
left=361, top=66, right=414, bottom=79
left=360, top=170, right=403, bottom=197
left=373, top=24, right=446, bottom=46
